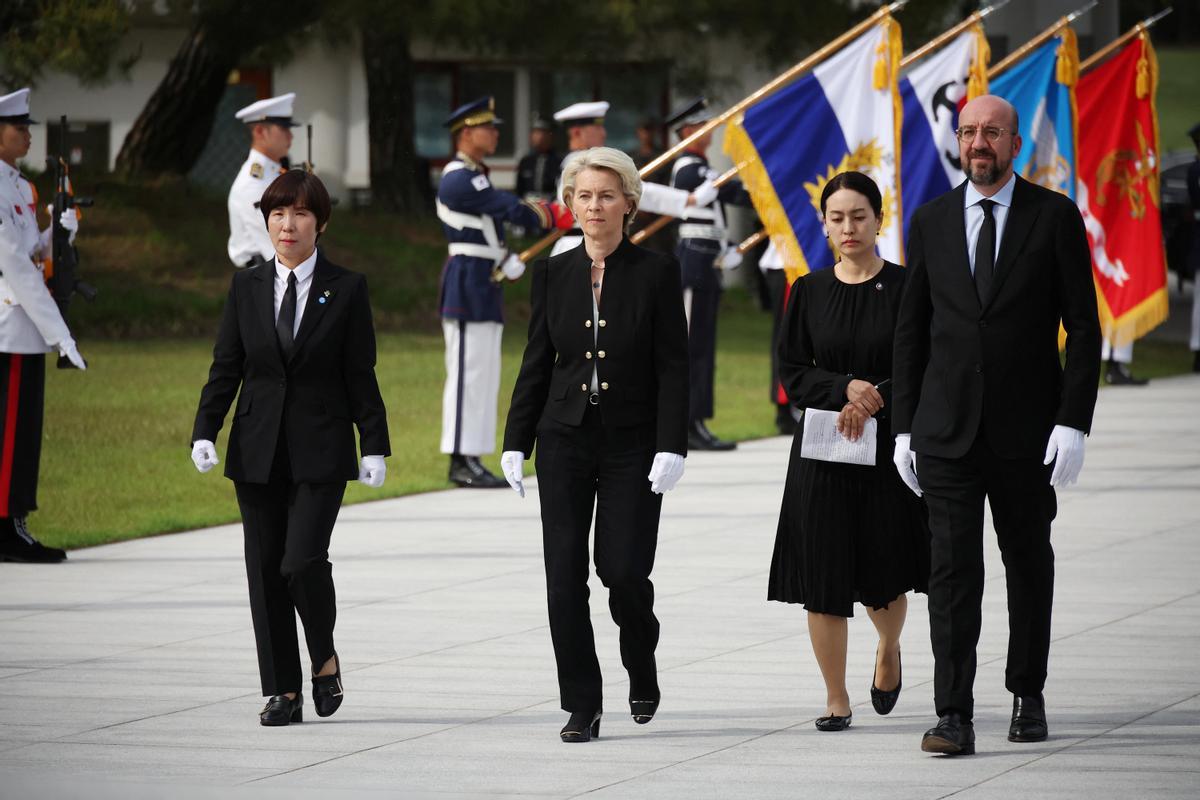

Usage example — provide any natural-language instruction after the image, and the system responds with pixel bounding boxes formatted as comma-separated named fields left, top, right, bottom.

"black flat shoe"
left=870, top=647, right=902, bottom=716
left=1008, top=693, right=1048, bottom=742
left=312, top=653, right=344, bottom=718
left=921, top=713, right=975, bottom=755
left=630, top=694, right=660, bottom=725
left=560, top=710, right=601, bottom=743
left=815, top=711, right=852, bottom=731
left=260, top=693, right=303, bottom=726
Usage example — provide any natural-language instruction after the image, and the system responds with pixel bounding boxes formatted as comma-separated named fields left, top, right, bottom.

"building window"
left=46, top=120, right=111, bottom=173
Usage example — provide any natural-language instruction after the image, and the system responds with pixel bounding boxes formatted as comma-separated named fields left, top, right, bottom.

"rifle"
left=46, top=115, right=97, bottom=369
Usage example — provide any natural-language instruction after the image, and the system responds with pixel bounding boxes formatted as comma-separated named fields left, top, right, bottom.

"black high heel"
left=629, top=694, right=661, bottom=725
left=560, top=710, right=602, bottom=743
left=870, top=647, right=902, bottom=716
left=260, top=693, right=303, bottom=726
left=312, top=652, right=344, bottom=718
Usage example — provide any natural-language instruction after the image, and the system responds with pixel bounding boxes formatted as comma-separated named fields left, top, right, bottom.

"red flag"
left=1076, top=33, right=1169, bottom=345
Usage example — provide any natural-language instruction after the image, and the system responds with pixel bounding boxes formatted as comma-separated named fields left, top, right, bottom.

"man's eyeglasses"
left=955, top=126, right=1012, bottom=143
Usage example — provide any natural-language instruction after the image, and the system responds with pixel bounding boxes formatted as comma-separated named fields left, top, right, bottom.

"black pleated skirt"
left=768, top=422, right=929, bottom=617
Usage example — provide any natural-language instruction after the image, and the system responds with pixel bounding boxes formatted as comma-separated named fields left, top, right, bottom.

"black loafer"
left=870, top=648, right=902, bottom=716
left=312, top=653, right=344, bottom=718
left=630, top=693, right=660, bottom=725
left=260, top=693, right=303, bottom=726
left=1008, top=694, right=1048, bottom=742
left=921, top=713, right=975, bottom=755
left=560, top=710, right=601, bottom=743
left=815, top=711, right=852, bottom=731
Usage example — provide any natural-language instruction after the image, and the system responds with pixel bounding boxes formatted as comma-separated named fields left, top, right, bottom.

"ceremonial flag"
left=899, top=26, right=990, bottom=238
left=1076, top=33, right=1168, bottom=344
left=725, top=16, right=904, bottom=276
left=989, top=29, right=1080, bottom=199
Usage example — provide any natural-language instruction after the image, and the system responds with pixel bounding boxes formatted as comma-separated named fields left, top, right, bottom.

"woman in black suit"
left=501, top=147, right=689, bottom=743
left=190, top=170, right=390, bottom=726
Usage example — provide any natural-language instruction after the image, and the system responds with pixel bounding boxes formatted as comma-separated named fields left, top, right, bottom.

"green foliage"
left=0, top=0, right=133, bottom=87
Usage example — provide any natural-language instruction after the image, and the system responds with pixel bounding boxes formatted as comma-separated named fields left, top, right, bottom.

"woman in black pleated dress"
left=768, top=171, right=928, bottom=731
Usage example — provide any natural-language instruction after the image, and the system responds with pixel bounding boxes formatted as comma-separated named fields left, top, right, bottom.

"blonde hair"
left=560, top=147, right=643, bottom=233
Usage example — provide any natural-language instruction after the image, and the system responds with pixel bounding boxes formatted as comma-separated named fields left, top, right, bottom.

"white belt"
left=448, top=242, right=507, bottom=263
left=678, top=224, right=725, bottom=241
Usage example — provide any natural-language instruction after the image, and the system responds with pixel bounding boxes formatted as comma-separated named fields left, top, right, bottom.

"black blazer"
left=893, top=176, right=1101, bottom=460
left=191, top=254, right=391, bottom=484
left=503, top=237, right=689, bottom=458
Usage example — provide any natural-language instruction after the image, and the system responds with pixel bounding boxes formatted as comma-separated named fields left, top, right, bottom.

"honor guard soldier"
left=0, top=88, right=87, bottom=563
left=667, top=97, right=754, bottom=451
left=227, top=93, right=298, bottom=269
left=550, top=101, right=710, bottom=257
left=438, top=96, right=554, bottom=487
left=515, top=114, right=561, bottom=202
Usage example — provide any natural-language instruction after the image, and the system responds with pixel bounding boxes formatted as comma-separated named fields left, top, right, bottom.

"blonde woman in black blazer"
left=501, top=147, right=689, bottom=743
left=191, top=171, right=390, bottom=726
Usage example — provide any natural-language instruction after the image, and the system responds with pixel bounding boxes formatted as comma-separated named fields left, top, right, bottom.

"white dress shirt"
left=273, top=248, right=318, bottom=338
left=963, top=173, right=1016, bottom=275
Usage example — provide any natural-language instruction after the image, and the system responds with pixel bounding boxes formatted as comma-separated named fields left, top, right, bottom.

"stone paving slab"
left=1, top=375, right=1198, bottom=799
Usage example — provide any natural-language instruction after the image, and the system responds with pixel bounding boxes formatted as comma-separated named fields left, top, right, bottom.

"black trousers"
left=677, top=240, right=722, bottom=422
left=535, top=406, right=663, bottom=712
left=0, top=353, right=44, bottom=519
left=917, top=434, right=1057, bottom=718
left=763, top=269, right=790, bottom=409
left=234, top=434, right=346, bottom=696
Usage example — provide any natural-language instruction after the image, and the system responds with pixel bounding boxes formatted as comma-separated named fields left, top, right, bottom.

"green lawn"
left=38, top=289, right=781, bottom=551
left=1154, top=47, right=1200, bottom=153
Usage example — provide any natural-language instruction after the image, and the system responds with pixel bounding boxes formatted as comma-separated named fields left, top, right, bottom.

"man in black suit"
left=892, top=95, right=1101, bottom=756
left=192, top=171, right=390, bottom=725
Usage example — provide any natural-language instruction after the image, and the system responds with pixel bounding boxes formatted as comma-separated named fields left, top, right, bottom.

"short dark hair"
left=259, top=170, right=332, bottom=230
left=819, top=171, right=883, bottom=218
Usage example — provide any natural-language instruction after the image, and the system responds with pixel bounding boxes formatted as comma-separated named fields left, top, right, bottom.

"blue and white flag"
left=900, top=29, right=987, bottom=236
left=989, top=32, right=1079, bottom=199
left=726, top=18, right=904, bottom=274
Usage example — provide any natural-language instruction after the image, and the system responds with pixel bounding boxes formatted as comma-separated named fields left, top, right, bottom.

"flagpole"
left=519, top=0, right=910, bottom=262
left=900, top=0, right=1009, bottom=69
left=1080, top=8, right=1173, bottom=73
left=988, top=0, right=1097, bottom=79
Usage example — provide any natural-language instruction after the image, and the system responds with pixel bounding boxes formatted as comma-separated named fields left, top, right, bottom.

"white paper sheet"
left=799, top=408, right=877, bottom=466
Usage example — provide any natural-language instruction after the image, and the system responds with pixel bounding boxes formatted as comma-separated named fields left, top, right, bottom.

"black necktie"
left=974, top=199, right=996, bottom=303
left=276, top=271, right=297, bottom=356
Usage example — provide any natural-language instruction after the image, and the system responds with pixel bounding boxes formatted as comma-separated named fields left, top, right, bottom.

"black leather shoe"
left=448, top=455, right=507, bottom=488
left=921, top=713, right=975, bottom=755
left=1008, top=694, right=1048, bottom=742
left=312, top=653, right=344, bottom=718
left=1104, top=360, right=1148, bottom=386
left=870, top=647, right=902, bottom=716
left=260, top=693, right=303, bottom=726
left=0, top=518, right=66, bottom=563
left=687, top=420, right=737, bottom=451
left=560, top=710, right=601, bottom=743
left=630, top=693, right=660, bottom=725
left=815, top=711, right=852, bottom=731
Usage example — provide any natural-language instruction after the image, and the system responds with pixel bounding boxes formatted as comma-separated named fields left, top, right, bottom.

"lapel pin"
left=319, top=289, right=331, bottom=305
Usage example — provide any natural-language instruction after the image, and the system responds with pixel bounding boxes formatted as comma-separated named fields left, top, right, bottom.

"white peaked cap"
left=553, top=101, right=610, bottom=125
left=234, top=92, right=299, bottom=125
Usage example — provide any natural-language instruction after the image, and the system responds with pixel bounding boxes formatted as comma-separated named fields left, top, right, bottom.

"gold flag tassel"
left=1056, top=25, right=1080, bottom=86
left=967, top=23, right=991, bottom=98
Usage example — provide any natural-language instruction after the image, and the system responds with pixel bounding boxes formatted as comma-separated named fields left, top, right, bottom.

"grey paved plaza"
left=1, top=375, right=1198, bottom=799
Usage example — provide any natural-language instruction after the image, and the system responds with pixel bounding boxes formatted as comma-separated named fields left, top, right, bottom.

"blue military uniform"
left=436, top=97, right=551, bottom=487
left=667, top=98, right=753, bottom=449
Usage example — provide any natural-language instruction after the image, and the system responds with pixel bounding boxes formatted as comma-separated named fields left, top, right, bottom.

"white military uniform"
left=0, top=161, right=67, bottom=354
left=227, top=150, right=284, bottom=267
left=226, top=92, right=297, bottom=268
left=549, top=102, right=692, bottom=257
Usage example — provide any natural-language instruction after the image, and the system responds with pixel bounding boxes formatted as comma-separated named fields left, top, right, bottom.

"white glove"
left=191, top=439, right=219, bottom=473
left=500, top=450, right=525, bottom=497
left=47, top=205, right=79, bottom=244
left=56, top=338, right=87, bottom=370
left=893, top=434, right=922, bottom=497
left=1043, top=425, right=1085, bottom=487
left=714, top=244, right=743, bottom=271
left=647, top=452, right=685, bottom=494
left=358, top=455, right=386, bottom=488
left=500, top=253, right=526, bottom=281
left=689, top=179, right=719, bottom=210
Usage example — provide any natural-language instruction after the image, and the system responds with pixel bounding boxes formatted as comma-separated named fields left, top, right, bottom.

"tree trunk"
left=361, top=20, right=430, bottom=214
